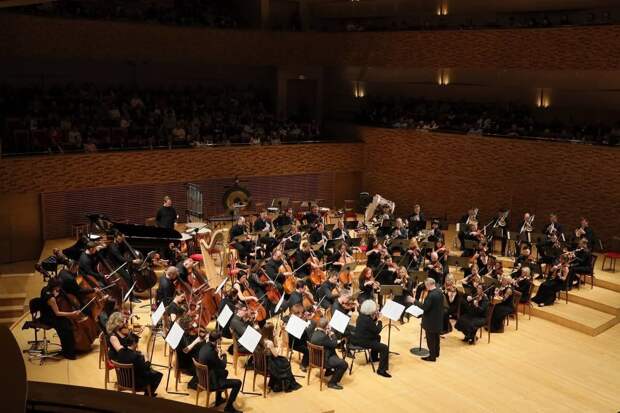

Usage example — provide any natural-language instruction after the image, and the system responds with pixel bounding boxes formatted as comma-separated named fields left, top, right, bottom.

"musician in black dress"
left=295, top=241, right=313, bottom=280
left=357, top=267, right=378, bottom=304
left=351, top=300, right=391, bottom=378
left=155, top=195, right=178, bottom=230
left=532, top=256, right=569, bottom=307
left=414, top=278, right=444, bottom=362
left=195, top=331, right=243, bottom=413
left=442, top=274, right=460, bottom=334
left=310, top=318, right=348, bottom=390
left=365, top=238, right=384, bottom=270
left=106, top=311, right=136, bottom=362
left=455, top=284, right=489, bottom=344
left=156, top=266, right=178, bottom=307
left=176, top=316, right=206, bottom=381
left=39, top=278, right=80, bottom=359
left=285, top=303, right=315, bottom=372
left=79, top=242, right=105, bottom=286
left=568, top=238, right=592, bottom=289
left=490, top=276, right=514, bottom=332
left=426, top=252, right=446, bottom=286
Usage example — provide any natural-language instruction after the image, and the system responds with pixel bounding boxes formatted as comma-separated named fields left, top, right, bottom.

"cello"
left=308, top=250, right=327, bottom=287
left=55, top=290, right=99, bottom=353
left=240, top=276, right=267, bottom=322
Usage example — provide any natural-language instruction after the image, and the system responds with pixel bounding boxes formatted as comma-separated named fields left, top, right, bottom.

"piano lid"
left=111, top=222, right=182, bottom=240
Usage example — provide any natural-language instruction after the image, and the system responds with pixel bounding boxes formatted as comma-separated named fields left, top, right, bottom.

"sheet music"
left=151, top=302, right=165, bottom=326
left=329, top=310, right=351, bottom=334
left=380, top=299, right=405, bottom=321
left=238, top=325, right=262, bottom=353
left=285, top=314, right=308, bottom=339
left=165, top=321, right=185, bottom=350
left=217, top=304, right=233, bottom=328
left=405, top=304, right=424, bottom=318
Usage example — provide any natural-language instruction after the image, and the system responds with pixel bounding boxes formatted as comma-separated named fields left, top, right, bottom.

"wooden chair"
left=98, top=332, right=114, bottom=389
left=192, top=358, right=228, bottom=407
left=232, top=332, right=252, bottom=375
left=110, top=360, right=152, bottom=396
left=519, top=284, right=534, bottom=320
left=576, top=255, right=597, bottom=289
left=252, top=348, right=270, bottom=397
left=306, top=343, right=326, bottom=391
left=505, top=291, right=522, bottom=331
left=483, top=303, right=497, bottom=344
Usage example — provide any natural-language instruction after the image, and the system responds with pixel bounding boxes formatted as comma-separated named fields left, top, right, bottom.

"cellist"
left=331, top=242, right=354, bottom=287
left=40, top=277, right=82, bottom=359
left=79, top=241, right=105, bottom=287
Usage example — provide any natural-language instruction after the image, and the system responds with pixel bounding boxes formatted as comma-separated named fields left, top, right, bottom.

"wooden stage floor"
left=7, top=235, right=620, bottom=412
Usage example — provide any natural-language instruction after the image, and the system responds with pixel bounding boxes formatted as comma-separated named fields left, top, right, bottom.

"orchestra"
left=30, top=194, right=601, bottom=407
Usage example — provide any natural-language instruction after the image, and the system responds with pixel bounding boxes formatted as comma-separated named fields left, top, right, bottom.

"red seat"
left=602, top=252, right=620, bottom=272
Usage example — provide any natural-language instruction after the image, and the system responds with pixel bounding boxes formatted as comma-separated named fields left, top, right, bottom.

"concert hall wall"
left=0, top=143, right=363, bottom=261
left=2, top=14, right=620, bottom=70
left=360, top=127, right=620, bottom=245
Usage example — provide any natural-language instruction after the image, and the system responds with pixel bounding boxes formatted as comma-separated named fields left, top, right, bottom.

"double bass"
left=55, top=290, right=99, bottom=353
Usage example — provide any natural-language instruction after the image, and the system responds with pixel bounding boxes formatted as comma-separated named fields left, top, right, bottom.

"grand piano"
left=62, top=214, right=182, bottom=260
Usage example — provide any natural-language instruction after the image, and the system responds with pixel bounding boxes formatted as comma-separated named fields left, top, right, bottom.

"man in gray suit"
left=414, top=278, right=444, bottom=362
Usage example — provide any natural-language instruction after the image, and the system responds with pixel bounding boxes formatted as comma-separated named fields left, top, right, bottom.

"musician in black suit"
left=428, top=219, right=444, bottom=242
left=489, top=208, right=509, bottom=255
left=331, top=220, right=350, bottom=242
left=544, top=213, right=565, bottom=240
left=309, top=223, right=328, bottom=259
left=79, top=242, right=105, bottom=286
left=155, top=196, right=178, bottom=230
left=304, top=205, right=322, bottom=229
left=574, top=217, right=596, bottom=248
left=116, top=334, right=163, bottom=396
left=155, top=266, right=178, bottom=307
left=317, top=272, right=340, bottom=310
left=310, top=318, right=348, bottom=390
left=194, top=331, right=242, bottom=413
left=230, top=217, right=253, bottom=262
left=351, top=300, right=391, bottom=378
left=106, top=231, right=140, bottom=287
left=408, top=204, right=426, bottom=237
left=414, top=278, right=444, bottom=362
left=274, top=208, right=294, bottom=229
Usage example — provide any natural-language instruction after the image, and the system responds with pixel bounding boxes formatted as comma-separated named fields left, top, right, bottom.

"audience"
left=1, top=84, right=321, bottom=154
left=14, top=0, right=239, bottom=29
left=358, top=98, right=619, bottom=146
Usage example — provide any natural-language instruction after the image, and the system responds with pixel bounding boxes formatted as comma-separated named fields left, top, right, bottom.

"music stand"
left=409, top=310, right=430, bottom=358
left=410, top=271, right=427, bottom=284
left=349, top=238, right=362, bottom=247
left=447, top=255, right=471, bottom=269
left=390, top=239, right=409, bottom=251
left=271, top=197, right=289, bottom=209
left=419, top=240, right=434, bottom=250
left=378, top=293, right=403, bottom=355
left=344, top=221, right=359, bottom=230
left=325, top=223, right=335, bottom=232
left=326, top=239, right=343, bottom=252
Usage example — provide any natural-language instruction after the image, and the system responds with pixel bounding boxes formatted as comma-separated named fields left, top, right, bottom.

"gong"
left=222, top=185, right=251, bottom=210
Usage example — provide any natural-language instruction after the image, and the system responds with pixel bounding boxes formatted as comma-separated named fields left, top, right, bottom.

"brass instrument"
left=521, top=214, right=535, bottom=233
left=466, top=208, right=479, bottom=225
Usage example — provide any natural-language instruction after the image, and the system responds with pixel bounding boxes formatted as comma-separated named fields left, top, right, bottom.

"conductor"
left=414, top=278, right=443, bottom=362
